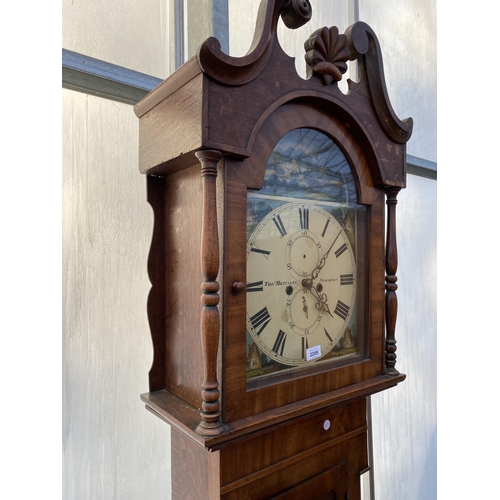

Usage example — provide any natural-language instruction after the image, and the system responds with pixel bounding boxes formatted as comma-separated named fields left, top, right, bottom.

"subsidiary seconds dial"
left=246, top=202, right=356, bottom=366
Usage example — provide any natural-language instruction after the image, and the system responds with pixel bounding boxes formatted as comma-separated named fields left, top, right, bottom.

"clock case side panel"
left=222, top=100, right=388, bottom=422
left=146, top=175, right=167, bottom=392
left=146, top=164, right=207, bottom=409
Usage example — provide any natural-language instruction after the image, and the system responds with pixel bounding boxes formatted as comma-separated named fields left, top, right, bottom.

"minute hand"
left=311, top=230, right=342, bottom=280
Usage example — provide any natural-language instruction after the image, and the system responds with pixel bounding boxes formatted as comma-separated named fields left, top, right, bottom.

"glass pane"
left=246, top=128, right=366, bottom=385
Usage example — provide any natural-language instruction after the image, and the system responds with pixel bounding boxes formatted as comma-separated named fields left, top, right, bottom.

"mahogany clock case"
left=134, top=0, right=412, bottom=445
left=140, top=100, right=402, bottom=428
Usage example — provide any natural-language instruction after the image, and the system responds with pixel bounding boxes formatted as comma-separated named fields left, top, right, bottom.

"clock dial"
left=246, top=203, right=356, bottom=367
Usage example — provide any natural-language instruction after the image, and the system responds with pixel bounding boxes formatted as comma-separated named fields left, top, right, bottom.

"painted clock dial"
left=246, top=202, right=356, bottom=365
left=245, top=128, right=366, bottom=383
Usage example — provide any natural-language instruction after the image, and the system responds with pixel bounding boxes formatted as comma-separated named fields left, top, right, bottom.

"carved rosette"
left=305, top=26, right=351, bottom=84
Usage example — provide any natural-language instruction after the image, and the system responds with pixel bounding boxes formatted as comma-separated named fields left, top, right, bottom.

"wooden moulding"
left=133, top=1, right=412, bottom=188
left=345, top=21, right=413, bottom=145
left=197, top=0, right=312, bottom=86
left=135, top=69, right=205, bottom=176
left=141, top=373, right=405, bottom=451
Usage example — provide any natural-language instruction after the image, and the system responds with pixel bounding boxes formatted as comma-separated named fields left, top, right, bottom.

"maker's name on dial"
left=264, top=280, right=299, bottom=287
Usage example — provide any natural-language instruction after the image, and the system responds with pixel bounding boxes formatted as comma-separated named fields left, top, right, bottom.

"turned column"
left=195, top=150, right=224, bottom=436
left=384, top=187, right=401, bottom=375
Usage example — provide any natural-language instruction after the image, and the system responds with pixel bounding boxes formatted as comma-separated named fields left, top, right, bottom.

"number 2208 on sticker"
left=306, top=345, right=321, bottom=361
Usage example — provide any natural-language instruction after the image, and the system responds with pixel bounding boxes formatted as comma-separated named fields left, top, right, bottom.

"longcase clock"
left=134, top=1, right=413, bottom=498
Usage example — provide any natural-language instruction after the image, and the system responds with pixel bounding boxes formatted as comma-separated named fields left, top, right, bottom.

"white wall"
left=359, top=0, right=437, bottom=162
left=354, top=2, right=437, bottom=499
left=62, top=89, right=171, bottom=499
left=370, top=174, right=437, bottom=500
left=62, top=0, right=173, bottom=78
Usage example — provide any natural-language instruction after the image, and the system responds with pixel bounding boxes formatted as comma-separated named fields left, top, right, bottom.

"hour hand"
left=304, top=280, right=333, bottom=318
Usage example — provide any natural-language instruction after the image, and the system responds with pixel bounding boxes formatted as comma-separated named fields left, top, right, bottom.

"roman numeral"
left=324, top=327, right=333, bottom=343
left=302, top=336, right=309, bottom=359
left=299, top=207, right=309, bottom=230
left=249, top=307, right=271, bottom=335
left=250, top=247, right=271, bottom=257
left=334, top=242, right=348, bottom=258
left=334, top=300, right=350, bottom=320
left=246, top=281, right=263, bottom=292
left=340, top=274, right=354, bottom=285
left=272, top=214, right=287, bottom=237
left=272, top=329, right=287, bottom=356
left=321, top=218, right=330, bottom=237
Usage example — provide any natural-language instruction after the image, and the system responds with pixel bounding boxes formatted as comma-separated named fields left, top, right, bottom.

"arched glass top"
left=254, top=128, right=358, bottom=205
